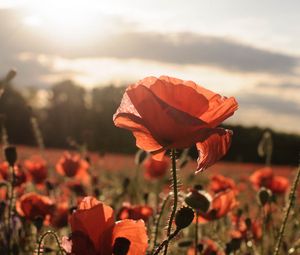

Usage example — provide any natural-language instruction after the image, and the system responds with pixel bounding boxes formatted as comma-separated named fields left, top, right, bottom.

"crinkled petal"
left=112, top=219, right=148, bottom=255
left=126, top=84, right=208, bottom=146
left=196, top=128, right=232, bottom=172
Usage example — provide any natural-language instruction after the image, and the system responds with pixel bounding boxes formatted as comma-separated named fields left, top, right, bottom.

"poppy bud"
left=175, top=207, right=194, bottom=229
left=196, top=243, right=204, bottom=252
left=112, top=237, right=131, bottom=255
left=245, top=218, right=252, bottom=229
left=134, top=150, right=147, bottom=166
left=5, top=69, right=17, bottom=82
left=185, top=189, right=210, bottom=213
left=0, top=201, right=6, bottom=218
left=257, top=187, right=272, bottom=206
left=177, top=240, right=193, bottom=248
left=4, top=146, right=17, bottom=167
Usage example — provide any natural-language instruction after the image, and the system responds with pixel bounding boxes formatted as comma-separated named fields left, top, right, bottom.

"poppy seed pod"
left=4, top=146, right=17, bottom=167
left=257, top=187, right=272, bottom=206
left=112, top=237, right=131, bottom=255
left=185, top=189, right=211, bottom=213
left=175, top=206, right=194, bottom=229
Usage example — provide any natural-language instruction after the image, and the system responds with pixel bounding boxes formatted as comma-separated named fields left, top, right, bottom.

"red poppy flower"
left=117, top=202, right=154, bottom=222
left=199, top=189, right=238, bottom=222
left=113, top=76, right=238, bottom=172
left=209, top=174, right=237, bottom=194
left=16, top=192, right=54, bottom=222
left=56, top=152, right=89, bottom=180
left=24, top=156, right=48, bottom=184
left=68, top=196, right=148, bottom=255
left=143, top=156, right=169, bottom=180
left=0, top=161, right=26, bottom=186
left=51, top=202, right=69, bottom=229
left=249, top=167, right=289, bottom=194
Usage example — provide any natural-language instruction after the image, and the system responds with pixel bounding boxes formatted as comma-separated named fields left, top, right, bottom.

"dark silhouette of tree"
left=0, top=82, right=33, bottom=145
left=88, top=85, right=136, bottom=153
left=42, top=80, right=88, bottom=148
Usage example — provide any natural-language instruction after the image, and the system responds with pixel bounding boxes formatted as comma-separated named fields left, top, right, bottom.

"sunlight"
left=21, top=0, right=106, bottom=42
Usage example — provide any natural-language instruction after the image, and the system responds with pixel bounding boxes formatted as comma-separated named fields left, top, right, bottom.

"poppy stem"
left=153, top=228, right=180, bottom=255
left=195, top=212, right=199, bottom=255
left=273, top=162, right=300, bottom=255
left=37, top=230, right=64, bottom=255
left=7, top=165, right=15, bottom=254
left=163, top=149, right=178, bottom=255
left=151, top=194, right=171, bottom=253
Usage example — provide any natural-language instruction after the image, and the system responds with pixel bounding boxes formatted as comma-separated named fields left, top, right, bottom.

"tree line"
left=0, top=80, right=299, bottom=165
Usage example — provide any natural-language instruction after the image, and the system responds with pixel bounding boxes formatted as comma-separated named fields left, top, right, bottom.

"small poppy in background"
left=0, top=161, right=26, bottom=186
left=50, top=202, right=69, bottom=229
left=143, top=156, right=169, bottom=180
left=249, top=167, right=289, bottom=194
left=64, top=196, right=148, bottom=255
left=16, top=192, right=54, bottom=223
left=187, top=238, right=224, bottom=255
left=117, top=202, right=154, bottom=222
left=113, top=76, right=238, bottom=172
left=199, top=189, right=238, bottom=223
left=24, top=156, right=48, bottom=184
left=56, top=152, right=89, bottom=181
left=209, top=174, right=237, bottom=194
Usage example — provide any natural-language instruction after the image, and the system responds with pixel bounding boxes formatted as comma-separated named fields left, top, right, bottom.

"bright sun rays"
left=21, top=0, right=106, bottom=42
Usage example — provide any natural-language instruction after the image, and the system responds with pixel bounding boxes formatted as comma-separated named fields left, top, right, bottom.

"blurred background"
left=0, top=0, right=299, bottom=164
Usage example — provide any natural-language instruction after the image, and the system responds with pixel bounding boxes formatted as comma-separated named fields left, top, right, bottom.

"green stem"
left=163, top=149, right=178, bottom=255
left=273, top=163, right=300, bottom=255
left=152, top=194, right=171, bottom=253
left=153, top=229, right=180, bottom=255
left=261, top=206, right=265, bottom=255
left=7, top=165, right=15, bottom=254
left=37, top=230, right=64, bottom=255
left=195, top=212, right=199, bottom=255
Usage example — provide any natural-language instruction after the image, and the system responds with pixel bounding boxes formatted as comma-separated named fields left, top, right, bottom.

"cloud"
left=236, top=92, right=300, bottom=116
left=87, top=32, right=299, bottom=75
left=0, top=8, right=299, bottom=76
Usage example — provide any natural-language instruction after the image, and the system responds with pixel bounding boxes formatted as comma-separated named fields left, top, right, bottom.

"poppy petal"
left=212, top=189, right=238, bottom=218
left=126, top=84, right=208, bottom=147
left=112, top=219, right=148, bottom=255
left=70, top=198, right=114, bottom=255
left=196, top=128, right=232, bottom=172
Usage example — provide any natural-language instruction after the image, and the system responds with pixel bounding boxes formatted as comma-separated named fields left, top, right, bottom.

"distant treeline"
left=0, top=80, right=299, bottom=165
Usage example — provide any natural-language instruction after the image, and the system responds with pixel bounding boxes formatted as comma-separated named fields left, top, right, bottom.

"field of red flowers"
left=1, top=75, right=300, bottom=255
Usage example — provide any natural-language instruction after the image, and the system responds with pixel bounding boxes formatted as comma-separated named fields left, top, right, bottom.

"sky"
left=0, top=0, right=300, bottom=134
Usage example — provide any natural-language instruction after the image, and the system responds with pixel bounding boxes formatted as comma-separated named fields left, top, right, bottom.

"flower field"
left=1, top=75, right=299, bottom=255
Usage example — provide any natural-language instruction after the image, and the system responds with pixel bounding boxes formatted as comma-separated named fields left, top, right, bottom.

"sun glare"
left=22, top=0, right=105, bottom=42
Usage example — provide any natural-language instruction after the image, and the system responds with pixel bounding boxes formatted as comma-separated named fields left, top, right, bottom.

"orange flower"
left=249, top=167, right=289, bottom=194
left=16, top=192, right=54, bottom=222
left=113, top=76, right=238, bottom=172
left=24, top=156, right=48, bottom=184
left=117, top=202, right=154, bottom=222
left=199, top=189, right=238, bottom=222
left=67, top=197, right=148, bottom=255
left=143, top=156, right=169, bottom=180
left=56, top=152, right=89, bottom=178
left=209, top=174, right=237, bottom=193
